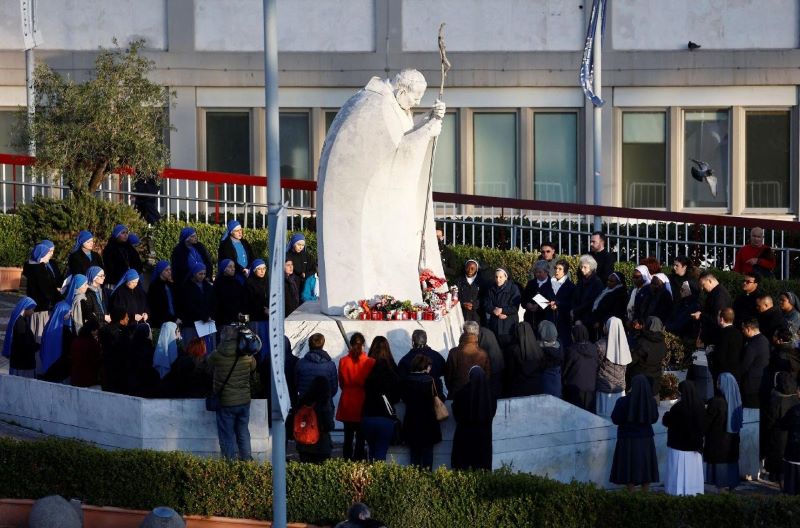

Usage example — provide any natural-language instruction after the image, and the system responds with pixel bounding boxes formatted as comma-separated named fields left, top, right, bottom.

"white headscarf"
left=635, top=265, right=652, bottom=285
left=654, top=272, right=672, bottom=296
left=604, top=316, right=632, bottom=365
left=627, top=265, right=653, bottom=320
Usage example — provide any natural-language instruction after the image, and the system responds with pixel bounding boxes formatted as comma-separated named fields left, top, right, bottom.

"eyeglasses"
left=742, top=279, right=755, bottom=284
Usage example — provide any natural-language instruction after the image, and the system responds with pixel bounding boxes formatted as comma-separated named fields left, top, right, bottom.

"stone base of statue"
left=285, top=301, right=464, bottom=371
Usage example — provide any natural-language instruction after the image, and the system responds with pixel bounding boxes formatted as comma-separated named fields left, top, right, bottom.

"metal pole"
left=25, top=49, right=34, bottom=156
left=592, top=10, right=602, bottom=233
left=263, top=0, right=286, bottom=527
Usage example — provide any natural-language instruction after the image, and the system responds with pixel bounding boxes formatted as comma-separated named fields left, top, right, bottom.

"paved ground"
left=0, top=291, right=783, bottom=495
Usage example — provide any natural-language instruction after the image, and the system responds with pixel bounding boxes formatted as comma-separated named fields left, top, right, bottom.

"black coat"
left=639, top=288, right=673, bottom=325
left=700, top=284, right=732, bottom=347
left=286, top=248, right=316, bottom=293
left=739, top=333, right=770, bottom=406
left=284, top=274, right=301, bottom=316
left=563, top=341, right=599, bottom=394
left=765, top=385, right=800, bottom=475
left=400, top=372, right=442, bottom=448
left=9, top=315, right=38, bottom=370
left=83, top=287, right=108, bottom=327
left=244, top=275, right=269, bottom=321
left=213, top=274, right=244, bottom=325
left=733, top=290, right=761, bottom=329
left=590, top=249, right=615, bottom=282
left=703, top=394, right=739, bottom=464
left=711, top=325, right=744, bottom=381
left=551, top=279, right=575, bottom=346
left=665, top=296, right=701, bottom=341
left=571, top=274, right=604, bottom=326
left=218, top=237, right=255, bottom=278
left=521, top=279, right=555, bottom=327
left=23, top=262, right=63, bottom=312
left=779, top=403, right=800, bottom=463
left=662, top=399, right=704, bottom=452
left=146, top=279, right=177, bottom=328
left=99, top=323, right=131, bottom=394
left=668, top=273, right=699, bottom=303
left=101, top=238, right=143, bottom=285
left=589, top=286, right=628, bottom=329
left=362, top=361, right=401, bottom=418
left=177, top=280, right=215, bottom=324
left=171, top=242, right=213, bottom=285
left=758, top=307, right=785, bottom=342
left=398, top=346, right=446, bottom=400
left=626, top=330, right=666, bottom=395
left=67, top=250, right=104, bottom=277
left=164, top=354, right=212, bottom=398
left=479, top=328, right=504, bottom=399
left=438, top=241, right=458, bottom=278
left=109, top=285, right=148, bottom=323
left=505, top=322, right=544, bottom=397
left=482, top=281, right=521, bottom=339
left=455, top=275, right=483, bottom=323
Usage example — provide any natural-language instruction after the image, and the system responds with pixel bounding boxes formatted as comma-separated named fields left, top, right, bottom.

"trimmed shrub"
left=1, top=438, right=800, bottom=527
left=15, top=195, right=148, bottom=267
left=0, top=214, right=29, bottom=266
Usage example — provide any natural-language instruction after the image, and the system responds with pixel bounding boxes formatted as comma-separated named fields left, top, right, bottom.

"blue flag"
left=580, top=0, right=607, bottom=107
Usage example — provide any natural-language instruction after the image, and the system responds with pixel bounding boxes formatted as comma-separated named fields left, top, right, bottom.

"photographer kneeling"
left=208, top=323, right=259, bottom=460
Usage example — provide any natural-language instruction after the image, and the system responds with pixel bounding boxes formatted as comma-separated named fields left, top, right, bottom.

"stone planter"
left=0, top=266, right=22, bottom=291
left=0, top=499, right=320, bottom=528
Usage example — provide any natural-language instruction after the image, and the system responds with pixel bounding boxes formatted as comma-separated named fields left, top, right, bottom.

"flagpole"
left=592, top=2, right=602, bottom=233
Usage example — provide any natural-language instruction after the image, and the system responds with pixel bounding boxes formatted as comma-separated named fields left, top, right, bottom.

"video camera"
left=233, top=314, right=263, bottom=357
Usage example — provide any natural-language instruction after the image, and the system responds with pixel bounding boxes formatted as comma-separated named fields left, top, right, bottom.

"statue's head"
left=392, top=69, right=427, bottom=111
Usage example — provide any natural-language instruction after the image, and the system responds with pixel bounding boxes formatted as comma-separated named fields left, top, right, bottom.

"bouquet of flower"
left=343, top=302, right=364, bottom=320
left=419, top=268, right=448, bottom=293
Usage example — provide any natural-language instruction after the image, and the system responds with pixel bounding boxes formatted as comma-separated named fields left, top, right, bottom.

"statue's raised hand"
left=432, top=99, right=446, bottom=119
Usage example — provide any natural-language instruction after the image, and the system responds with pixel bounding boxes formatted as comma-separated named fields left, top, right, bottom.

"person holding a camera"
left=208, top=323, right=260, bottom=461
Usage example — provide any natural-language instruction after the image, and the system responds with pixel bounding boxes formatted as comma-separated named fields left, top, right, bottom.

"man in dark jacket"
left=739, top=319, right=770, bottom=408
left=398, top=330, right=446, bottom=400
left=732, top=272, right=762, bottom=328
left=208, top=324, right=258, bottom=461
left=589, top=231, right=615, bottom=282
left=756, top=294, right=786, bottom=342
left=692, top=271, right=732, bottom=348
left=710, top=307, right=744, bottom=383
left=295, top=333, right=338, bottom=399
left=436, top=228, right=457, bottom=278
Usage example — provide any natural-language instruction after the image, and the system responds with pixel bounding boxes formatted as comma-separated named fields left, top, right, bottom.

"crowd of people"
left=3, top=222, right=800, bottom=495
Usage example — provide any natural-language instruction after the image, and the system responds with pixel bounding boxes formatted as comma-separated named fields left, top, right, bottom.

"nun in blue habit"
left=170, top=226, right=213, bottom=285
left=67, top=231, right=104, bottom=276
left=109, top=269, right=148, bottom=324
left=22, top=239, right=62, bottom=341
left=2, top=297, right=38, bottom=378
left=39, top=274, right=88, bottom=379
left=218, top=220, right=254, bottom=284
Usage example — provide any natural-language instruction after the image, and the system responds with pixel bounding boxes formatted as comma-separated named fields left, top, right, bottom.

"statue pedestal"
left=285, top=301, right=464, bottom=368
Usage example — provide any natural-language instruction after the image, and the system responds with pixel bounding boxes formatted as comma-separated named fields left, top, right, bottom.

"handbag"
left=206, top=355, right=240, bottom=412
left=382, top=394, right=403, bottom=446
left=432, top=383, right=449, bottom=422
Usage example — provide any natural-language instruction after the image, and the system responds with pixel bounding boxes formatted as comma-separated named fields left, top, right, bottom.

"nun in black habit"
left=213, top=258, right=244, bottom=326
left=609, top=374, right=660, bottom=490
left=451, top=365, right=497, bottom=471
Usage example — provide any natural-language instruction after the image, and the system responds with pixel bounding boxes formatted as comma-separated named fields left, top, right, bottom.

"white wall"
left=613, top=0, right=799, bottom=50
left=0, top=0, right=167, bottom=50
left=402, top=0, right=585, bottom=52
left=194, top=0, right=375, bottom=52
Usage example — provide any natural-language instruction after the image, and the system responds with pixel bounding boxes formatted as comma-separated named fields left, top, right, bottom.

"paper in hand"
left=532, top=294, right=550, bottom=309
left=194, top=319, right=217, bottom=337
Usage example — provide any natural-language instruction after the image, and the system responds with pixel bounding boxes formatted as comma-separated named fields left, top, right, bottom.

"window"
left=280, top=112, right=310, bottom=179
left=746, top=111, right=790, bottom=208
left=0, top=110, right=24, bottom=154
left=205, top=111, right=251, bottom=204
left=325, top=110, right=338, bottom=133
left=534, top=113, right=577, bottom=202
left=622, top=112, right=666, bottom=208
left=474, top=113, right=517, bottom=198
left=432, top=113, right=458, bottom=193
left=684, top=110, right=729, bottom=208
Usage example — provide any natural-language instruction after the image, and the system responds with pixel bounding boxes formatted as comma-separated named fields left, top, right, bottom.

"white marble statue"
left=317, top=69, right=447, bottom=315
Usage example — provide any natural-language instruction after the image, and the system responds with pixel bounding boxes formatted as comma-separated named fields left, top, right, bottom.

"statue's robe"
left=317, top=77, right=445, bottom=315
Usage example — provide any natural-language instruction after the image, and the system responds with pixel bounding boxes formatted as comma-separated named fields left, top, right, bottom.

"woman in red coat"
left=336, top=332, right=375, bottom=460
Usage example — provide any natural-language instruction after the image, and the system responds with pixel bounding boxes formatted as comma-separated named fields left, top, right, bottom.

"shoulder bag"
left=432, top=382, right=449, bottom=422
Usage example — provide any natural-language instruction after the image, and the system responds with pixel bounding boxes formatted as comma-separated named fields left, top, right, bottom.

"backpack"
left=293, top=404, right=320, bottom=445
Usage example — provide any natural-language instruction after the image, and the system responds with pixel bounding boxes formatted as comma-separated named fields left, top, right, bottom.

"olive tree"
left=17, top=39, right=172, bottom=194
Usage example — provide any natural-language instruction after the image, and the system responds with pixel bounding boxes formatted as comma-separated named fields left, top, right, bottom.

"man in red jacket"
left=733, top=227, right=776, bottom=277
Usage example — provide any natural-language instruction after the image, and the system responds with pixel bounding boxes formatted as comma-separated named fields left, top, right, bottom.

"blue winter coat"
left=295, top=348, right=339, bottom=400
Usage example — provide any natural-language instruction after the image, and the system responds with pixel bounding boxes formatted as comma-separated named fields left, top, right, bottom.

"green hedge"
left=0, top=214, right=28, bottom=266
left=1, top=438, right=799, bottom=527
